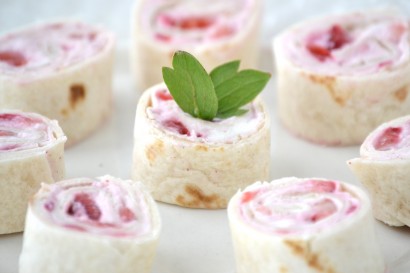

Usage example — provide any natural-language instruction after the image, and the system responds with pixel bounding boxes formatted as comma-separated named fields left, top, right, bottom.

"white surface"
left=1, top=0, right=410, bottom=272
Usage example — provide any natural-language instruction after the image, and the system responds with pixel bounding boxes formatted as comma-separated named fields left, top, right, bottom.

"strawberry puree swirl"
left=281, top=11, right=410, bottom=75
left=237, top=178, right=360, bottom=235
left=0, top=21, right=110, bottom=77
left=35, top=177, right=152, bottom=237
left=141, top=0, right=254, bottom=45
left=0, top=112, right=56, bottom=152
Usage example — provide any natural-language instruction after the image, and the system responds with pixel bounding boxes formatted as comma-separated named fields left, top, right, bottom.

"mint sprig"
left=162, top=51, right=270, bottom=121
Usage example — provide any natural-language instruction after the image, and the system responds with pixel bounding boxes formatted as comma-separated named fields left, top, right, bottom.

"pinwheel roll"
left=131, top=0, right=261, bottom=89
left=273, top=9, right=410, bottom=145
left=228, top=177, right=384, bottom=273
left=0, top=20, right=115, bottom=146
left=348, top=115, right=410, bottom=226
left=132, top=84, right=270, bottom=209
left=19, top=175, right=161, bottom=273
left=0, top=110, right=66, bottom=234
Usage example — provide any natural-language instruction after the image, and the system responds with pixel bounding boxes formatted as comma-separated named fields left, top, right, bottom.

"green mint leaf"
left=162, top=51, right=218, bottom=120
left=162, top=67, right=197, bottom=115
left=216, top=69, right=270, bottom=115
left=210, top=60, right=240, bottom=89
left=216, top=108, right=248, bottom=119
left=162, top=51, right=271, bottom=121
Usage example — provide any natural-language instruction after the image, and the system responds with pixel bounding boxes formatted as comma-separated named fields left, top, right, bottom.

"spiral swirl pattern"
left=0, top=112, right=56, bottom=152
left=361, top=115, right=410, bottom=160
left=35, top=176, right=152, bottom=237
left=142, top=0, right=254, bottom=45
left=238, top=178, right=360, bottom=235
left=0, top=21, right=110, bottom=77
left=282, top=10, right=410, bottom=76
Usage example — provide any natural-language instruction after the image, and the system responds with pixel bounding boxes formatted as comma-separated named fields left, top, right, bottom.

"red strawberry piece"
left=163, top=119, right=190, bottom=136
left=67, top=193, right=101, bottom=221
left=0, top=50, right=27, bottom=67
left=179, top=17, right=213, bottom=30
left=328, top=25, right=349, bottom=49
left=306, top=44, right=331, bottom=61
left=156, top=90, right=173, bottom=101
left=306, top=24, right=349, bottom=61
left=374, top=126, right=402, bottom=151
left=241, top=191, right=257, bottom=203
left=119, top=207, right=136, bottom=222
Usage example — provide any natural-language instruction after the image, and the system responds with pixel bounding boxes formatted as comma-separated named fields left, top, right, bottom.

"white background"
left=0, top=0, right=410, bottom=272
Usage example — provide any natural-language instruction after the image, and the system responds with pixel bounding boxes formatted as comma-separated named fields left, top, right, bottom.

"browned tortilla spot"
left=176, top=185, right=224, bottom=208
left=306, top=74, right=347, bottom=106
left=70, top=84, right=86, bottom=109
left=145, top=140, right=164, bottom=163
left=60, top=108, right=68, bottom=117
left=394, top=86, right=408, bottom=102
left=194, top=145, right=208, bottom=151
left=284, top=240, right=335, bottom=273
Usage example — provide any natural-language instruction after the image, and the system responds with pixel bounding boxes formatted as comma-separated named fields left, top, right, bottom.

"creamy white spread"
left=147, top=88, right=264, bottom=144
left=237, top=179, right=360, bottom=235
left=0, top=112, right=55, bottom=152
left=141, top=0, right=254, bottom=46
left=37, top=177, right=152, bottom=237
left=281, top=11, right=410, bottom=76
left=0, top=21, right=111, bottom=78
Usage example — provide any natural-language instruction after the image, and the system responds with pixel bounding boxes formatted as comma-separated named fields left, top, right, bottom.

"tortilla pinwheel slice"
left=0, top=20, right=115, bottom=146
left=19, top=175, right=161, bottom=273
left=131, top=0, right=261, bottom=89
left=348, top=115, right=410, bottom=226
left=273, top=9, right=410, bottom=145
left=228, top=177, right=384, bottom=273
left=0, top=110, right=66, bottom=234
